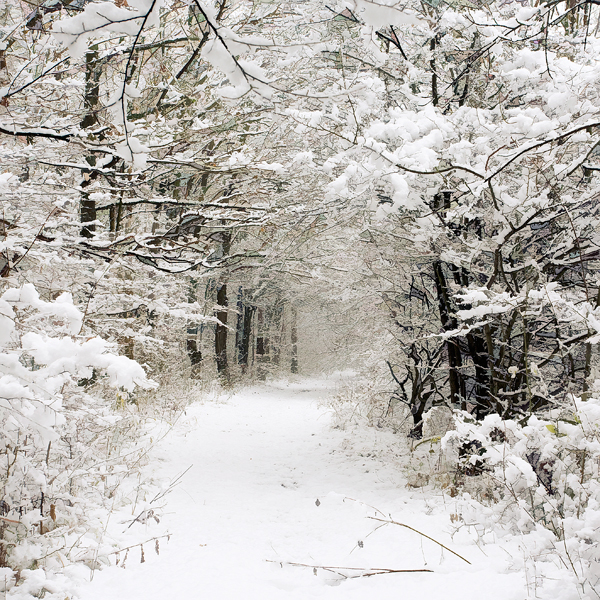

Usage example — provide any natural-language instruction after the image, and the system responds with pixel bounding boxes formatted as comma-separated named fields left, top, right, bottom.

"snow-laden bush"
left=0, top=283, right=156, bottom=588
left=441, top=397, right=600, bottom=597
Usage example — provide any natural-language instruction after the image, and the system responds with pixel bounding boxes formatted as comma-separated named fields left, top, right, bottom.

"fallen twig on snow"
left=124, top=465, right=193, bottom=530
left=149, top=464, right=193, bottom=505
left=126, top=508, right=160, bottom=529
left=108, top=533, right=171, bottom=566
left=367, top=517, right=471, bottom=565
left=342, top=496, right=470, bottom=565
left=267, top=560, right=432, bottom=579
left=107, top=534, right=171, bottom=555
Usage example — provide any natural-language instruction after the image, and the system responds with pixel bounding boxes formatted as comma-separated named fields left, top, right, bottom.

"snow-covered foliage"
left=276, top=0, right=600, bottom=428
left=440, top=394, right=600, bottom=596
left=3, top=0, right=600, bottom=596
left=0, top=283, right=160, bottom=586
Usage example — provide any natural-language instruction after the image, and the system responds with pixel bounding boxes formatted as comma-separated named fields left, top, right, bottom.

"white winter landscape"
left=2, top=0, right=600, bottom=598
left=77, top=380, right=536, bottom=600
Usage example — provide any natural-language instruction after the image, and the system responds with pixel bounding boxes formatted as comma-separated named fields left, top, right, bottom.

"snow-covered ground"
left=77, top=379, right=529, bottom=600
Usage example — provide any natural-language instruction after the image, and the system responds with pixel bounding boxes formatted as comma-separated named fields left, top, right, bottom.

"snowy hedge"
left=0, top=284, right=156, bottom=591
left=442, top=396, right=600, bottom=596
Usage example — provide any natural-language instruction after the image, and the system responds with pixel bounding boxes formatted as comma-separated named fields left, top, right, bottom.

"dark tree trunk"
left=433, top=261, right=466, bottom=409
left=255, top=308, right=270, bottom=380
left=186, top=337, right=202, bottom=378
left=290, top=306, right=298, bottom=374
left=239, top=305, right=255, bottom=372
left=187, top=337, right=202, bottom=365
left=81, top=48, right=101, bottom=130
left=109, top=199, right=124, bottom=234
left=215, top=283, right=228, bottom=376
left=80, top=177, right=97, bottom=238
left=408, top=349, right=426, bottom=439
left=430, top=36, right=439, bottom=107
left=80, top=46, right=102, bottom=238
left=235, top=287, right=244, bottom=362
left=465, top=331, right=491, bottom=417
left=256, top=308, right=265, bottom=356
left=186, top=279, right=202, bottom=377
left=447, top=341, right=465, bottom=410
left=213, top=221, right=232, bottom=377
left=271, top=304, right=283, bottom=366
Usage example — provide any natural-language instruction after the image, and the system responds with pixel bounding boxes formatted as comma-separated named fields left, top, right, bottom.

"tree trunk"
left=235, top=286, right=244, bottom=363
left=186, top=337, right=202, bottom=377
left=271, top=304, right=283, bottom=366
left=465, top=331, right=491, bottom=417
left=215, top=283, right=228, bottom=377
left=583, top=341, right=593, bottom=401
left=290, top=306, right=298, bottom=374
left=256, top=308, right=270, bottom=380
left=433, top=261, right=465, bottom=408
left=187, top=278, right=202, bottom=377
left=213, top=182, right=233, bottom=378
left=238, top=304, right=255, bottom=373
left=430, top=36, right=439, bottom=107
left=80, top=46, right=102, bottom=238
left=256, top=308, right=265, bottom=356
left=109, top=197, right=124, bottom=234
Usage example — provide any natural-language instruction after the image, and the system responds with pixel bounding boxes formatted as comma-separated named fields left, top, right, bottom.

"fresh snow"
left=78, top=379, right=528, bottom=600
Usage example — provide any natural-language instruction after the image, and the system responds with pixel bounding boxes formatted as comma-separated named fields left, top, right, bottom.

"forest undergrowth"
left=0, top=285, right=228, bottom=600
left=325, top=376, right=600, bottom=600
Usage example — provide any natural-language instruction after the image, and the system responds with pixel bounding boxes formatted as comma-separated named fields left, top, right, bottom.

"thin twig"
left=106, top=534, right=171, bottom=555
left=149, top=464, right=193, bottom=504
left=367, top=517, right=471, bottom=564
left=266, top=560, right=432, bottom=578
left=0, top=515, right=23, bottom=525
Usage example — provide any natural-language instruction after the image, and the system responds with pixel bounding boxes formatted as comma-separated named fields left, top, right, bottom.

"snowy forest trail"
left=80, top=380, right=527, bottom=600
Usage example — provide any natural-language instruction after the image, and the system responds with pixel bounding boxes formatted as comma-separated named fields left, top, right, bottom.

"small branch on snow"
left=106, top=534, right=171, bottom=556
left=149, top=464, right=193, bottom=505
left=367, top=517, right=471, bottom=565
left=266, top=560, right=432, bottom=578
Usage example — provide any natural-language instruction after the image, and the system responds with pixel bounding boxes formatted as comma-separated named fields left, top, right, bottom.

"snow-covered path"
left=80, top=381, right=527, bottom=600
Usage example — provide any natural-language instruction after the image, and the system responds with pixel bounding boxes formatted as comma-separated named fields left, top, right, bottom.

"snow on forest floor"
left=75, top=378, right=534, bottom=600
